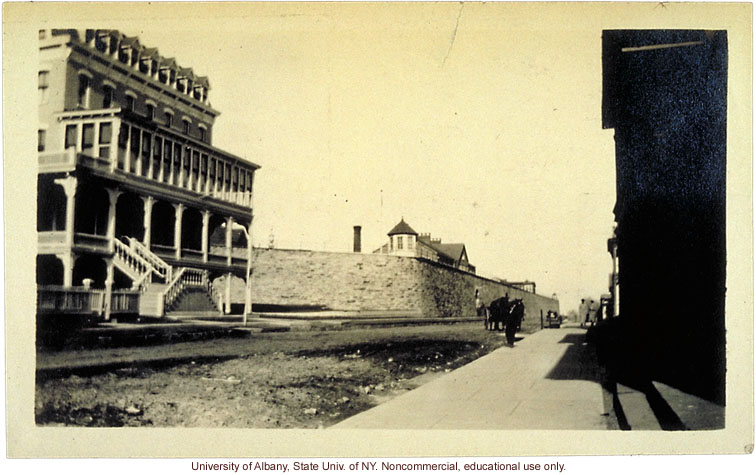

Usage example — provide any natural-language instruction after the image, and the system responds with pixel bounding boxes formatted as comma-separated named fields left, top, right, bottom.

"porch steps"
left=165, top=287, right=219, bottom=316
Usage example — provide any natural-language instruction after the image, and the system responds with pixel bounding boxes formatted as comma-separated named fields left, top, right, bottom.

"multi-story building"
left=36, top=29, right=259, bottom=321
left=373, top=219, right=476, bottom=274
left=602, top=30, right=727, bottom=405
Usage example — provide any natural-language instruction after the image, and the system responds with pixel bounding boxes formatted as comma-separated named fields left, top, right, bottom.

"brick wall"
left=220, top=248, right=560, bottom=328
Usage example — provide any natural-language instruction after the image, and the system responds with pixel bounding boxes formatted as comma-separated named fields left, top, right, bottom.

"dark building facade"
left=602, top=30, right=727, bottom=404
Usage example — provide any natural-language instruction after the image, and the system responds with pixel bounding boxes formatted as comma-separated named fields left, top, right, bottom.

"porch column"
left=244, top=217, right=254, bottom=318
left=201, top=210, right=210, bottom=263
left=103, top=257, right=114, bottom=321
left=173, top=203, right=185, bottom=260
left=54, top=176, right=78, bottom=248
left=225, top=216, right=235, bottom=266
left=135, top=129, right=143, bottom=176
left=59, top=252, right=76, bottom=287
left=224, top=273, right=232, bottom=315
left=109, top=118, right=121, bottom=172
left=105, top=188, right=121, bottom=252
left=142, top=196, right=155, bottom=248
left=124, top=124, right=132, bottom=173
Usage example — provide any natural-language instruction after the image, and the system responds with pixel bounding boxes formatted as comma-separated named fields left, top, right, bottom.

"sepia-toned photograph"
left=4, top=1, right=753, bottom=459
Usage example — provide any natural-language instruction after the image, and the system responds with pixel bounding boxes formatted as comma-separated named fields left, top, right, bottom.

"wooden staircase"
left=114, top=237, right=220, bottom=318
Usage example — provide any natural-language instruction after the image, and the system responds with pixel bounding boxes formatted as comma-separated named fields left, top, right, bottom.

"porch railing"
left=110, top=290, right=140, bottom=314
left=37, top=286, right=140, bottom=316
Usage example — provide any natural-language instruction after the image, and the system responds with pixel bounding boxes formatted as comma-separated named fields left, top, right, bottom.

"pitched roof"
left=387, top=219, right=418, bottom=236
left=435, top=243, right=466, bottom=262
left=417, top=235, right=466, bottom=263
left=141, top=47, right=160, bottom=60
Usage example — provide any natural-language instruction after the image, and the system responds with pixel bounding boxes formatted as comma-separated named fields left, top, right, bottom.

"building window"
left=407, top=236, right=414, bottom=250
left=37, top=129, right=46, bottom=152
left=64, top=124, right=77, bottom=149
left=182, top=119, right=190, bottom=135
left=99, top=122, right=112, bottom=158
left=102, top=85, right=113, bottom=108
left=95, top=34, right=108, bottom=53
left=129, top=128, right=140, bottom=173
left=146, top=103, right=155, bottom=120
left=38, top=29, right=46, bottom=40
left=117, top=123, right=129, bottom=170
left=199, top=126, right=207, bottom=142
left=38, top=71, right=49, bottom=105
left=397, top=236, right=404, bottom=250
left=77, top=74, right=90, bottom=108
left=141, top=132, right=152, bottom=176
left=209, top=158, right=217, bottom=190
left=152, top=138, right=162, bottom=180
left=165, top=111, right=173, bottom=128
left=125, top=93, right=135, bottom=111
left=158, top=68, right=168, bottom=84
left=81, top=123, right=95, bottom=153
left=163, top=139, right=172, bottom=181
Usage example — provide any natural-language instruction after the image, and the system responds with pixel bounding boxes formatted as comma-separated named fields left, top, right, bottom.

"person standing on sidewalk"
left=505, top=299, right=524, bottom=346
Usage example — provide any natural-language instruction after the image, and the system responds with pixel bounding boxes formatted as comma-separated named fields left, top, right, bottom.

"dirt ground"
left=36, top=323, right=517, bottom=428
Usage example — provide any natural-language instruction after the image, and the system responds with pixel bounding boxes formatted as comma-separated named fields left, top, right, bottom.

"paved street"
left=334, top=324, right=613, bottom=429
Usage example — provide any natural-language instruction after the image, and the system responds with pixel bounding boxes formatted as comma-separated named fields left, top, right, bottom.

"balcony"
left=37, top=231, right=111, bottom=254
left=42, top=109, right=258, bottom=211
left=150, top=244, right=248, bottom=272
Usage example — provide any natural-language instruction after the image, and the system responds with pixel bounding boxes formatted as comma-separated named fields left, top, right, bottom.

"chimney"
left=353, top=226, right=362, bottom=253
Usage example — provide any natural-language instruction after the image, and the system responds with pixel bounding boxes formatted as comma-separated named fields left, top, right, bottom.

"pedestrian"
left=475, top=289, right=485, bottom=317
left=579, top=299, right=587, bottom=328
left=505, top=299, right=524, bottom=346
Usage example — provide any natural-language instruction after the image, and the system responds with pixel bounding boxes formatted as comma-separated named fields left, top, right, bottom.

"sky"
left=124, top=3, right=620, bottom=313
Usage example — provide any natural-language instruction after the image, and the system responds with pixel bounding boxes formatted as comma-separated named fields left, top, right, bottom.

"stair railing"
left=162, top=267, right=207, bottom=309
left=114, top=238, right=155, bottom=291
left=127, top=237, right=172, bottom=281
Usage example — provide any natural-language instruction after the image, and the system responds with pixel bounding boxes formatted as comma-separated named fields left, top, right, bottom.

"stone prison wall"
left=216, top=248, right=559, bottom=330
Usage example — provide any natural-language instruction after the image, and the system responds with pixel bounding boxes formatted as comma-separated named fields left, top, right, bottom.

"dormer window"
left=158, top=68, right=168, bottom=84
left=119, top=46, right=130, bottom=64
left=95, top=33, right=108, bottom=53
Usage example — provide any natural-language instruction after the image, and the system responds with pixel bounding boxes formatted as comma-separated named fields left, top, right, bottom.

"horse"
left=487, top=296, right=510, bottom=331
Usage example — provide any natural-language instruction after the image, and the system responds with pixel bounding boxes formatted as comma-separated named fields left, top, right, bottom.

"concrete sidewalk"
left=334, top=325, right=613, bottom=429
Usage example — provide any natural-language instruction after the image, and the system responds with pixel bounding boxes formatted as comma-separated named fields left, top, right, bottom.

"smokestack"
left=353, top=226, right=362, bottom=253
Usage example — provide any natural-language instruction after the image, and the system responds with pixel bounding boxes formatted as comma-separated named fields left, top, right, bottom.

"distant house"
left=373, top=218, right=476, bottom=274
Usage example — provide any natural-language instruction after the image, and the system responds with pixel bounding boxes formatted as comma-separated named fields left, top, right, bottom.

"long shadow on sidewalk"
left=543, top=330, right=620, bottom=429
